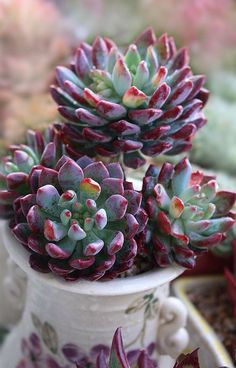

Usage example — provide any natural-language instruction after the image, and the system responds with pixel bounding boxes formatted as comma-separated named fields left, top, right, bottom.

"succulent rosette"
left=0, top=127, right=78, bottom=218
left=51, top=28, right=209, bottom=169
left=139, top=157, right=236, bottom=268
left=12, top=156, right=147, bottom=280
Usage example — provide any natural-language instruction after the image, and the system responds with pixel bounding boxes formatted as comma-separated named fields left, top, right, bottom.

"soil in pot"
left=187, top=283, right=236, bottom=366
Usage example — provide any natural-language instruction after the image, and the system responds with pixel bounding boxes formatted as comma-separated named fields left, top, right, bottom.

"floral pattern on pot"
left=125, top=289, right=159, bottom=347
left=16, top=313, right=157, bottom=368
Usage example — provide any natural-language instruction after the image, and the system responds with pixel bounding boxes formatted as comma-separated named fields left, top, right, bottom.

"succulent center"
left=60, top=191, right=93, bottom=225
left=56, top=185, right=107, bottom=244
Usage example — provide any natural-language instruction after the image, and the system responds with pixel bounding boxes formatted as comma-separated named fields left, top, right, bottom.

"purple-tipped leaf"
left=96, top=100, right=127, bottom=120
left=108, top=328, right=130, bottom=368
left=105, top=195, right=128, bottom=220
left=58, top=159, right=84, bottom=191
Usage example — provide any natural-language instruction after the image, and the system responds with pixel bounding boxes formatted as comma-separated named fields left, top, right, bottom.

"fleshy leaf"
left=36, top=185, right=60, bottom=216
left=44, top=220, right=67, bottom=242
left=80, top=178, right=101, bottom=201
left=95, top=209, right=108, bottom=230
left=58, top=159, right=84, bottom=191
left=172, top=158, right=192, bottom=196
left=108, top=328, right=130, bottom=368
left=68, top=223, right=86, bottom=241
left=46, top=238, right=76, bottom=259
left=96, top=100, right=126, bottom=120
left=83, top=162, right=109, bottom=183
left=112, top=58, right=132, bottom=96
left=123, top=87, right=147, bottom=108
left=105, top=195, right=128, bottom=221
left=124, top=44, right=141, bottom=70
left=212, top=191, right=236, bottom=217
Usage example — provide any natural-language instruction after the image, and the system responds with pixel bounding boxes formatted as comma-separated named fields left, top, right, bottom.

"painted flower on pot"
left=12, top=156, right=147, bottom=280
left=139, top=157, right=236, bottom=269
left=16, top=332, right=68, bottom=368
left=0, top=126, right=79, bottom=219
left=51, top=27, right=209, bottom=169
left=16, top=333, right=42, bottom=368
left=16, top=325, right=225, bottom=368
left=17, top=314, right=158, bottom=368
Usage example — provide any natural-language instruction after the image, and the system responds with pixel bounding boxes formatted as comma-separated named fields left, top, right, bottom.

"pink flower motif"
left=16, top=333, right=42, bottom=368
left=16, top=333, right=68, bottom=368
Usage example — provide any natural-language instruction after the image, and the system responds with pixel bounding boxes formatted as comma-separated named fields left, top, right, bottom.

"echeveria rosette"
left=12, top=156, right=147, bottom=280
left=51, top=27, right=209, bottom=169
left=0, top=127, right=79, bottom=219
left=139, top=158, right=236, bottom=269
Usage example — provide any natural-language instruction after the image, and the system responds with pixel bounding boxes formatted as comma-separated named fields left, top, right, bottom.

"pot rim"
left=2, top=220, right=184, bottom=296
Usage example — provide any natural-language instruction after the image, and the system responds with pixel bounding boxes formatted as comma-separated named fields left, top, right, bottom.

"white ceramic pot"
left=0, top=222, right=189, bottom=368
left=0, top=220, right=27, bottom=326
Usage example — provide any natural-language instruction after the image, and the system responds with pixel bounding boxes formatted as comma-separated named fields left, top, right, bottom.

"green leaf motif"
left=42, top=322, right=58, bottom=354
left=125, top=291, right=158, bottom=315
left=125, top=296, right=148, bottom=314
left=31, top=313, right=42, bottom=332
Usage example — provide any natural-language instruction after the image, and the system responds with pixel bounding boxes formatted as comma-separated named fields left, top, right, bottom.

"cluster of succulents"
left=51, top=27, right=208, bottom=168
left=139, top=158, right=235, bottom=269
left=11, top=155, right=147, bottom=280
left=0, top=27, right=235, bottom=281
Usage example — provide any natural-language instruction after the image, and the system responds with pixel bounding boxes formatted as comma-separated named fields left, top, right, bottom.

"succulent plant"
left=0, top=126, right=77, bottom=218
left=51, top=27, right=209, bottom=169
left=95, top=327, right=204, bottom=368
left=12, top=156, right=147, bottom=280
left=139, top=157, right=235, bottom=269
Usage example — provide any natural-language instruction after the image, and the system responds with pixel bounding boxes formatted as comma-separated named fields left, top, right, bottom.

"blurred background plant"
left=48, top=0, right=236, bottom=73
left=190, top=96, right=236, bottom=175
left=0, top=0, right=75, bottom=153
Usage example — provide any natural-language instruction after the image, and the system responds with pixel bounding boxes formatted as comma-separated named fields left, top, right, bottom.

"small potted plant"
left=0, top=28, right=235, bottom=367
